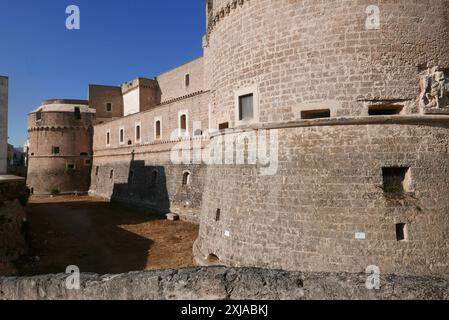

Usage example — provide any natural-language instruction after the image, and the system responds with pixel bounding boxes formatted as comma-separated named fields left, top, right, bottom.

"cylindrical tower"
left=195, top=0, right=449, bottom=275
left=27, top=99, right=95, bottom=195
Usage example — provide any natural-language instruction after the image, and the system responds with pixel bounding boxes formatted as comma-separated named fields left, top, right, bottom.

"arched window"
left=182, top=171, right=191, bottom=186
left=155, top=120, right=161, bottom=140
left=180, top=114, right=187, bottom=131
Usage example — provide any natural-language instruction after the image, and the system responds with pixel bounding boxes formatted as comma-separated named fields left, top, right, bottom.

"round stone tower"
left=27, top=99, right=95, bottom=195
left=195, top=0, right=449, bottom=275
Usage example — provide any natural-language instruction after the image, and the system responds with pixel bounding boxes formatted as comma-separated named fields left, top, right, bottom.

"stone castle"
left=27, top=0, right=449, bottom=276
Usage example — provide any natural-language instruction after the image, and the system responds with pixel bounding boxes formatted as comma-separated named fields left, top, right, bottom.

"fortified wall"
left=25, top=1, right=449, bottom=276
left=194, top=0, right=449, bottom=276
left=89, top=58, right=211, bottom=222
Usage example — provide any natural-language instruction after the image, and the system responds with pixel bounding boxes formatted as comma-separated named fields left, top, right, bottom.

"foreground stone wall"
left=0, top=267, right=447, bottom=300
left=0, top=178, right=28, bottom=276
left=196, top=119, right=449, bottom=276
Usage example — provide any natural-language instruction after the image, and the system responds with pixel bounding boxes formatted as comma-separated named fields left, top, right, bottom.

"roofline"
left=41, top=99, right=89, bottom=105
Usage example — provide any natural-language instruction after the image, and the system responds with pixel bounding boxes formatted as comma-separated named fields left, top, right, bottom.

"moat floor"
left=18, top=195, right=199, bottom=276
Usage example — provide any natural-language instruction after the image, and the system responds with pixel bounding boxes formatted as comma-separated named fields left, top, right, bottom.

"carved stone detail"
left=420, top=66, right=449, bottom=112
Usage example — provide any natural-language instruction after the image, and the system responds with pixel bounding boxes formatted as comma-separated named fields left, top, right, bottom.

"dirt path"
left=18, top=195, right=198, bottom=276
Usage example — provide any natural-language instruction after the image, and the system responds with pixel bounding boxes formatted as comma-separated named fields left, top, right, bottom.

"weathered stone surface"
left=0, top=178, right=28, bottom=276
left=0, top=76, right=7, bottom=174
left=0, top=267, right=447, bottom=300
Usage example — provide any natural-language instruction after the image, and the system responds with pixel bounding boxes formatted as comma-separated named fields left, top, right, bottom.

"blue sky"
left=0, top=0, right=206, bottom=147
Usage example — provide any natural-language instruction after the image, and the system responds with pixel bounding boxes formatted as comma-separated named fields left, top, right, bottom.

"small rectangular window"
left=215, top=209, right=221, bottom=222
left=396, top=223, right=407, bottom=241
left=74, top=107, right=81, bottom=120
left=52, top=147, right=60, bottom=155
left=301, top=109, right=331, bottom=119
left=84, top=159, right=92, bottom=166
left=66, top=163, right=75, bottom=170
left=239, top=94, right=254, bottom=121
left=180, top=114, right=187, bottom=131
left=382, top=167, right=410, bottom=194
left=36, top=111, right=42, bottom=121
left=219, top=122, right=229, bottom=130
left=106, top=103, right=112, bottom=112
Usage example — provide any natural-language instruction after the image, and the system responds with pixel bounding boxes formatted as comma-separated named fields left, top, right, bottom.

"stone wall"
left=0, top=177, right=28, bottom=276
left=195, top=118, right=449, bottom=276
left=204, top=0, right=449, bottom=127
left=89, top=141, right=207, bottom=222
left=156, top=57, right=207, bottom=103
left=0, top=76, right=8, bottom=174
left=27, top=102, right=95, bottom=195
left=0, top=267, right=447, bottom=300
left=88, top=85, right=124, bottom=122
left=89, top=92, right=210, bottom=221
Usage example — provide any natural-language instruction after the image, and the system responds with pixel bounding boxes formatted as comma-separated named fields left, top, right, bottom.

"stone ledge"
left=0, top=267, right=447, bottom=300
left=208, top=115, right=449, bottom=138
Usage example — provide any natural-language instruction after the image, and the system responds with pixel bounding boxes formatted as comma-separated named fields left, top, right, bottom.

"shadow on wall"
left=110, top=160, right=171, bottom=214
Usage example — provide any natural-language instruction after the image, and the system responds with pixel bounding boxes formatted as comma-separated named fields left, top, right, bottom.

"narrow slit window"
left=110, top=169, right=114, bottom=179
left=369, top=105, right=403, bottom=116
left=119, top=129, right=124, bottom=144
left=215, top=209, right=221, bottom=222
left=185, top=74, right=190, bottom=87
left=301, top=109, right=331, bottom=119
left=396, top=223, right=407, bottom=241
left=95, top=166, right=99, bottom=176
left=106, top=131, right=110, bottom=145
left=239, top=94, right=254, bottom=121
left=182, top=171, right=191, bottom=186
left=136, top=125, right=141, bottom=141
left=155, top=121, right=161, bottom=139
